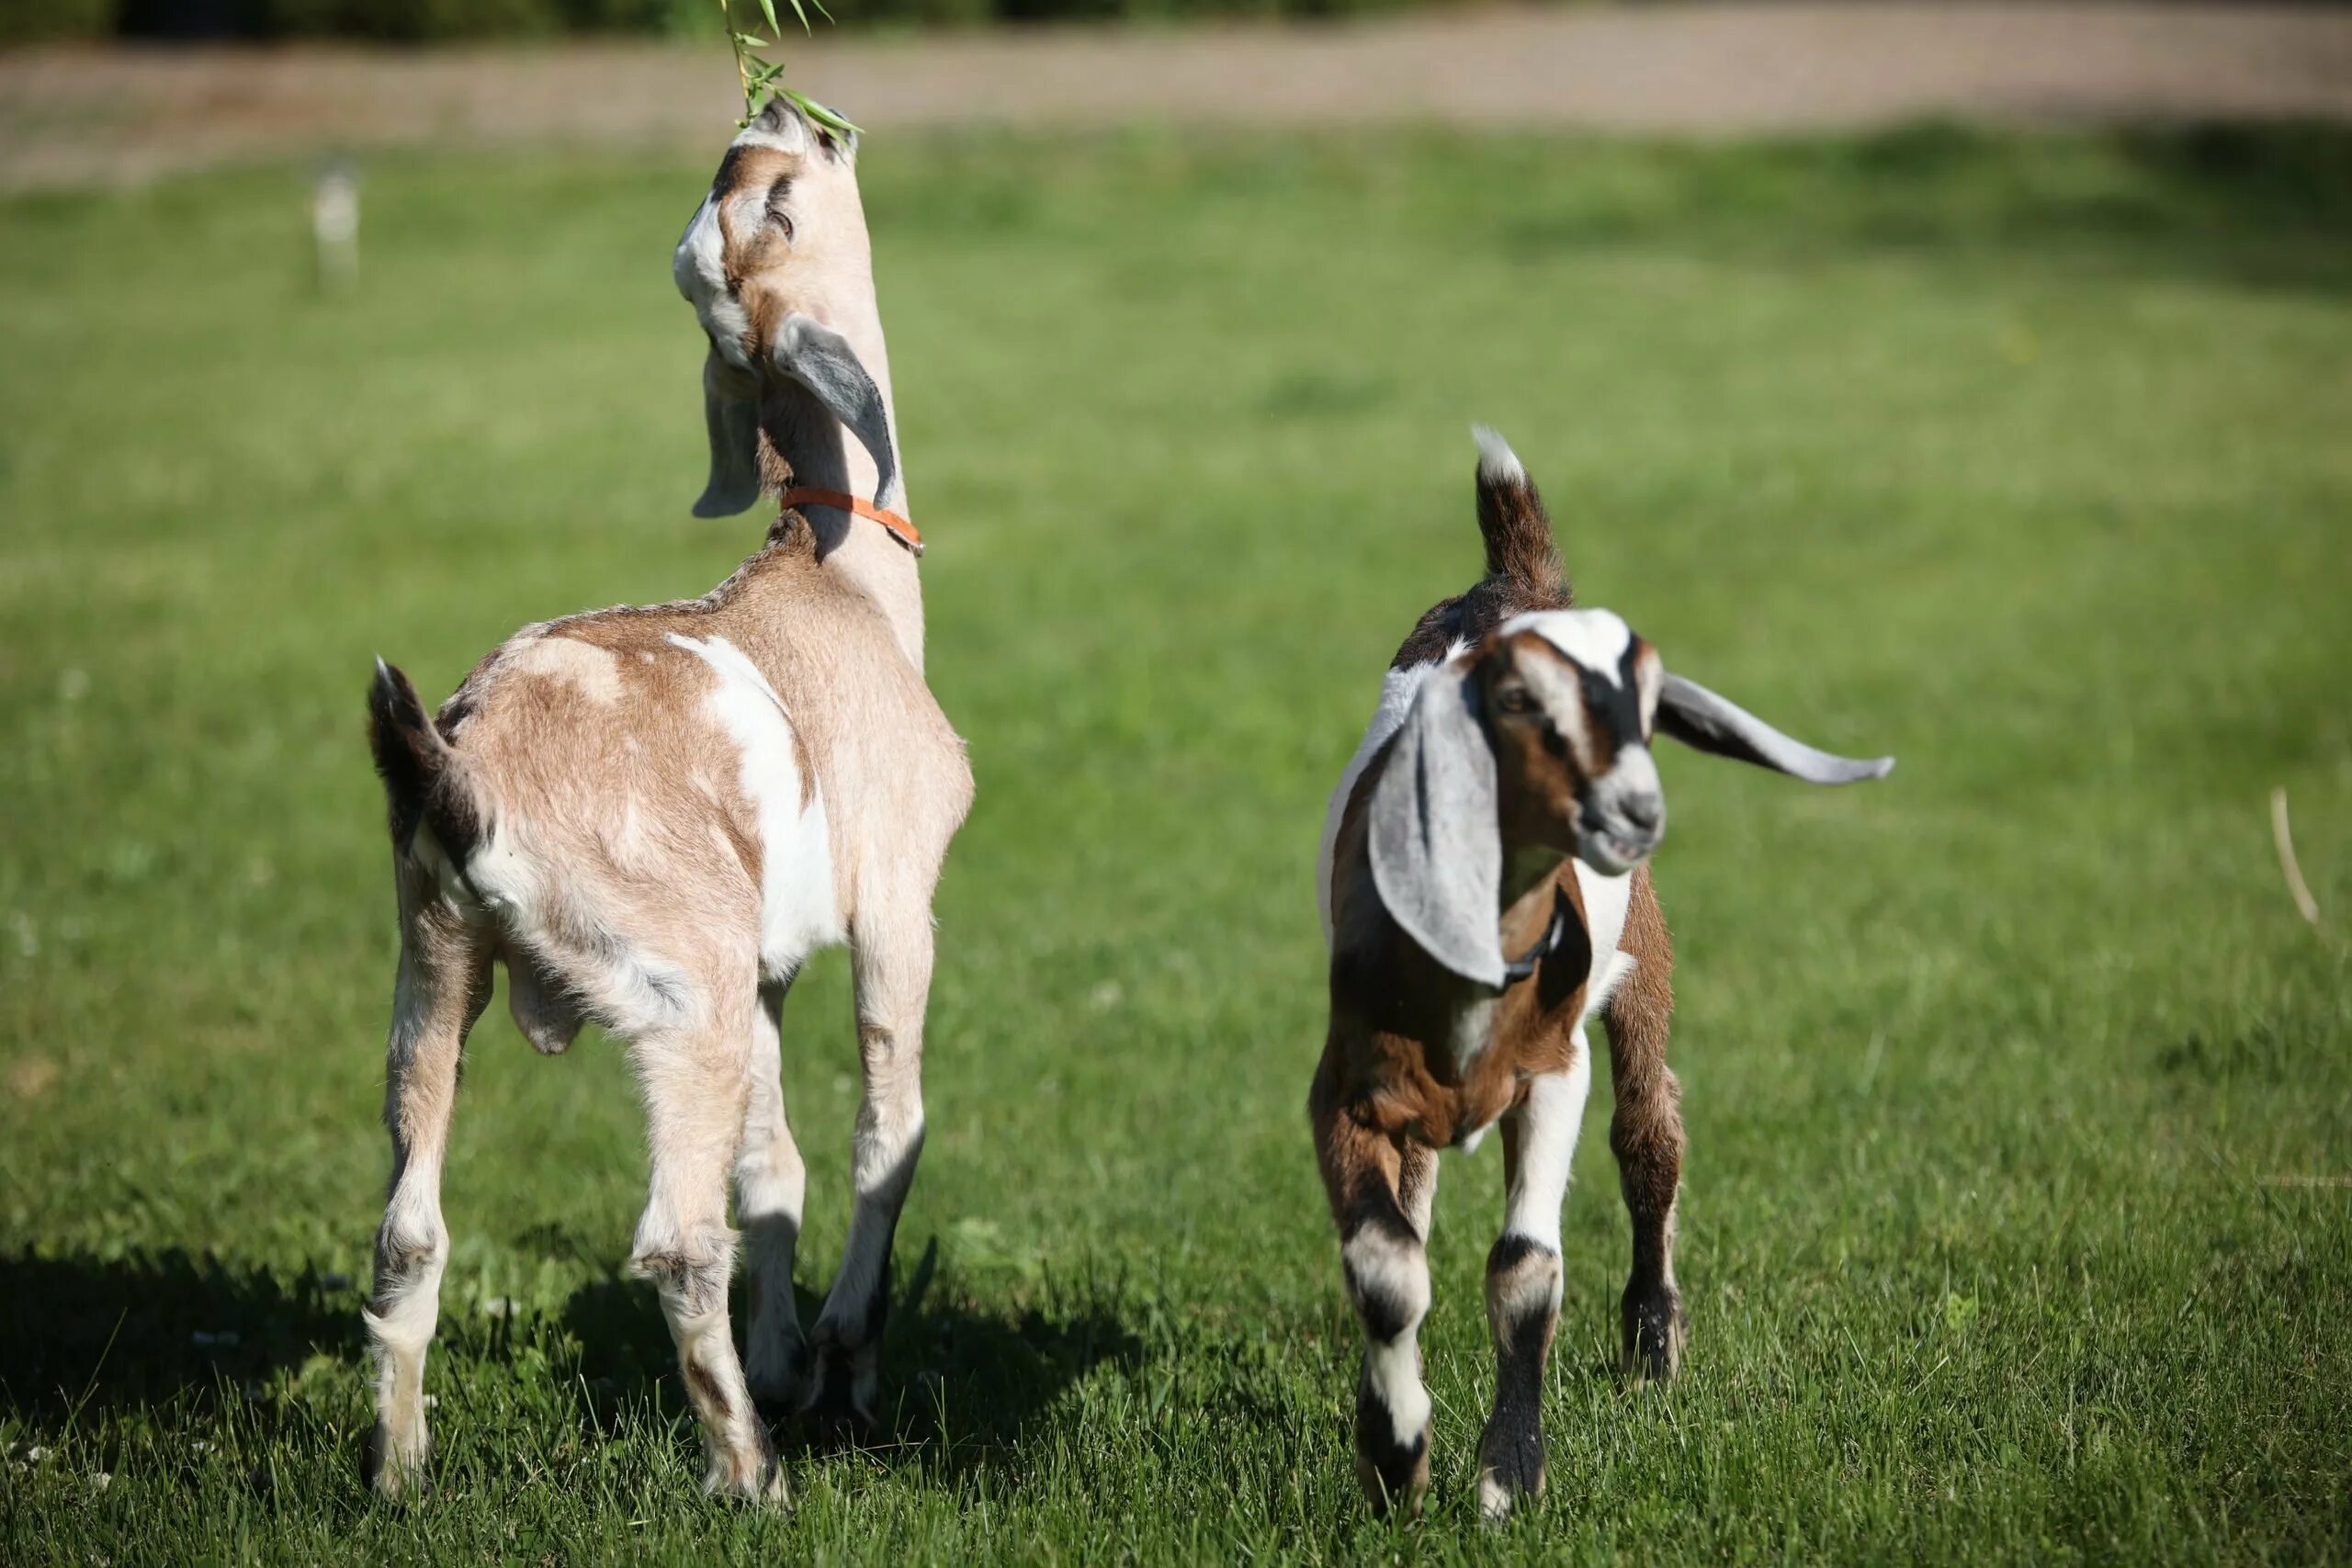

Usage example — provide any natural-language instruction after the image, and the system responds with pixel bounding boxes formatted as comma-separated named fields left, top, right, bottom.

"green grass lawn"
left=2, top=122, right=2349, bottom=1564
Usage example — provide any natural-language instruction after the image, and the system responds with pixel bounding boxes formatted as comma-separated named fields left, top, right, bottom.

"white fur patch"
left=459, top=818, right=540, bottom=924
left=666, top=634, right=844, bottom=979
left=1505, top=607, right=1634, bottom=685
left=506, top=636, right=621, bottom=704
left=1570, top=862, right=1634, bottom=1012
left=1368, top=1337, right=1430, bottom=1446
left=1318, top=640, right=1475, bottom=939
left=601, top=795, right=654, bottom=868
left=1344, top=1226, right=1431, bottom=1331
left=673, top=197, right=754, bottom=371
left=364, top=1174, right=448, bottom=1358
left=575, top=918, right=697, bottom=1038
left=1447, top=994, right=1500, bottom=1081
left=1472, top=423, right=1523, bottom=484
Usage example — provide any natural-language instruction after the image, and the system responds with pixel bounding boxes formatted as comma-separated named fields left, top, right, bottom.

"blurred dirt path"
left=6, top=3, right=2350, bottom=189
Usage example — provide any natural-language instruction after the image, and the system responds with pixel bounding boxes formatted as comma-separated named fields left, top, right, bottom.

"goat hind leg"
left=806, top=905, right=933, bottom=1429
left=363, top=890, right=490, bottom=1500
left=1606, top=871, right=1687, bottom=1385
left=738, top=979, right=808, bottom=1406
left=632, top=1011, right=783, bottom=1504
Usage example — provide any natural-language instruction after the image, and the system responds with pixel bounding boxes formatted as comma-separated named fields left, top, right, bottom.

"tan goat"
left=360, top=98, right=970, bottom=1504
left=1312, top=430, right=1893, bottom=1519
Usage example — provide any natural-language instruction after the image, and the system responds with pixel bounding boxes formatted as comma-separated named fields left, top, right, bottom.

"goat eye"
left=768, top=203, right=794, bottom=241
left=1494, top=688, right=1538, bottom=716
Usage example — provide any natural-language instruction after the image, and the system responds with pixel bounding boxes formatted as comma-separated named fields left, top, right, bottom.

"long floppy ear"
left=1368, top=666, right=1508, bottom=989
left=1657, top=673, right=1894, bottom=784
left=692, top=346, right=763, bottom=519
left=772, top=312, right=901, bottom=511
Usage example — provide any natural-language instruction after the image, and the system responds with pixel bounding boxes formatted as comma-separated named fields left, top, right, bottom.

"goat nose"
left=1621, top=794, right=1663, bottom=832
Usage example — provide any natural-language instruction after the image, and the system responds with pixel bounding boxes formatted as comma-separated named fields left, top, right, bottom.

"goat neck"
left=760, top=303, right=924, bottom=671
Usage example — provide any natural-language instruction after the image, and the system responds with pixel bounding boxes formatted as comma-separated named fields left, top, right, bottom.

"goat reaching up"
left=1311, top=430, right=1892, bottom=1519
left=360, top=97, right=971, bottom=1505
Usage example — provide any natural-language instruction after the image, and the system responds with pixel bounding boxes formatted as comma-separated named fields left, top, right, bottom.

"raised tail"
left=368, top=659, right=481, bottom=862
left=1471, top=425, right=1567, bottom=603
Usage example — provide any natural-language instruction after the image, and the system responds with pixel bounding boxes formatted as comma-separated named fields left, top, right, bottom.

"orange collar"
left=777, top=487, right=922, bottom=556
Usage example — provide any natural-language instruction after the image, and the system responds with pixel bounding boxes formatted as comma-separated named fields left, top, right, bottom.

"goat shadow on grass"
left=563, top=1236, right=1147, bottom=1483
left=0, top=1247, right=360, bottom=1424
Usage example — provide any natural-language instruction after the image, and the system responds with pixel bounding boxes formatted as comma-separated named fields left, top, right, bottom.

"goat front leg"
left=363, top=886, right=490, bottom=1501
left=631, top=998, right=784, bottom=1505
left=1476, top=1047, right=1593, bottom=1520
left=737, top=979, right=808, bottom=1406
left=1311, top=1055, right=1438, bottom=1517
left=1606, top=870, right=1686, bottom=1384
left=805, top=902, right=933, bottom=1429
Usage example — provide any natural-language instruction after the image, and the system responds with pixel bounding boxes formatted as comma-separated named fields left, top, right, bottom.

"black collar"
left=1500, top=884, right=1577, bottom=985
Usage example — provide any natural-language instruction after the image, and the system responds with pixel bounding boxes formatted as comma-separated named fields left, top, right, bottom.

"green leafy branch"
left=723, top=0, right=861, bottom=137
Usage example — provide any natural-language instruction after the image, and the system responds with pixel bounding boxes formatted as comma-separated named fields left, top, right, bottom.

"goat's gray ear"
left=1657, top=673, right=1894, bottom=784
left=692, top=347, right=763, bottom=519
left=1368, top=666, right=1507, bottom=989
left=771, top=312, right=901, bottom=511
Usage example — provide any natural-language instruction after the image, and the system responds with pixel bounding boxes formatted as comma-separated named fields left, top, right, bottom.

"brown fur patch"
left=681, top=1354, right=733, bottom=1425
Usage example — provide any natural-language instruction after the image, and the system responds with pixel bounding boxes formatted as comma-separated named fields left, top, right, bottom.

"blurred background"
left=3, top=4, right=2348, bottom=1562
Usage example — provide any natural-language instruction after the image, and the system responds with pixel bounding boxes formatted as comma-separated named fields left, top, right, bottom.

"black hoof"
left=799, top=1353, right=875, bottom=1439
left=1621, top=1282, right=1688, bottom=1385
left=1353, top=1385, right=1430, bottom=1516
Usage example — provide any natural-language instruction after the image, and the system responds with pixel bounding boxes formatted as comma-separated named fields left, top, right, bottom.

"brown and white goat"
left=360, top=98, right=971, bottom=1505
left=1312, top=430, right=1893, bottom=1519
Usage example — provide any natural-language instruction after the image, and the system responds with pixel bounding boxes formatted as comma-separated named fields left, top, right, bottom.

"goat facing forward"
left=1312, top=431, right=1894, bottom=1519
left=360, top=98, right=969, bottom=1505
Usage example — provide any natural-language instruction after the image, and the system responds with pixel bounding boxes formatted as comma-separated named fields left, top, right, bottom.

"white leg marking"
left=1368, top=1336, right=1431, bottom=1448
left=1344, top=1224, right=1432, bottom=1446
left=1504, top=1048, right=1594, bottom=1252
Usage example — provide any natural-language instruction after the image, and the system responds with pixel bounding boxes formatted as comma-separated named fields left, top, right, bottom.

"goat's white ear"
left=771, top=312, right=901, bottom=511
left=692, top=346, right=763, bottom=519
left=1368, top=666, right=1508, bottom=989
left=1656, top=672, right=1894, bottom=784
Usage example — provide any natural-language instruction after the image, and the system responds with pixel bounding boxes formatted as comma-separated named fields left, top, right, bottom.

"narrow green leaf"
left=782, top=86, right=863, bottom=137
left=758, top=0, right=783, bottom=37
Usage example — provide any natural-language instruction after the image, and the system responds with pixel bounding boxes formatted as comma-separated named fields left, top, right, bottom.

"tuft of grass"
left=1, top=124, right=2348, bottom=1564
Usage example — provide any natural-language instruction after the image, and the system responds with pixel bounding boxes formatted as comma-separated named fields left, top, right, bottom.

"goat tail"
left=368, top=658, right=482, bottom=862
left=1470, top=425, right=1567, bottom=601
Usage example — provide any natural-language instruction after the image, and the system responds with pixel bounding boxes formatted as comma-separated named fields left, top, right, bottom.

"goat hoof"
left=1352, top=1413, right=1430, bottom=1517
left=706, top=1442, right=789, bottom=1507
left=744, top=1342, right=807, bottom=1411
left=798, top=1349, right=876, bottom=1436
left=363, top=1425, right=430, bottom=1503
left=1475, top=1424, right=1545, bottom=1521
left=1620, top=1283, right=1688, bottom=1387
